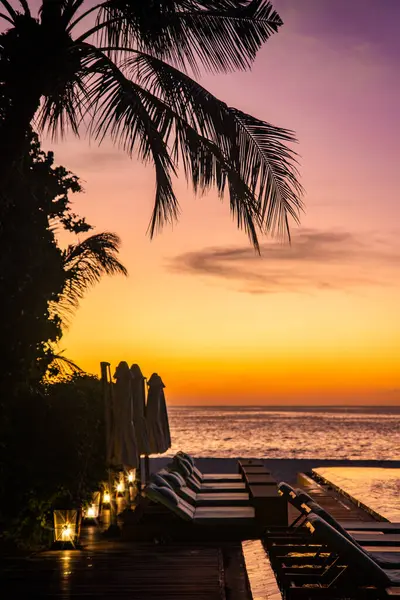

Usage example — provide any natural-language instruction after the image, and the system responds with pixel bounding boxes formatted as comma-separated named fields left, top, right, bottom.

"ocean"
left=164, top=405, right=400, bottom=521
left=167, top=405, right=400, bottom=460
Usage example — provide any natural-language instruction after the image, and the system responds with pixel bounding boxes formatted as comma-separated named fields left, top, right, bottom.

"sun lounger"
left=144, top=483, right=258, bottom=540
left=270, top=514, right=400, bottom=578
left=152, top=472, right=250, bottom=506
left=303, top=501, right=400, bottom=547
left=267, top=524, right=400, bottom=569
left=278, top=482, right=399, bottom=533
left=307, top=515, right=400, bottom=593
left=175, top=452, right=243, bottom=482
left=158, top=467, right=246, bottom=495
left=169, top=460, right=247, bottom=493
left=267, top=514, right=400, bottom=598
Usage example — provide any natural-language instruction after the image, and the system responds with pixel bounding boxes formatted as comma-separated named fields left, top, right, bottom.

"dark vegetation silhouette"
left=0, top=131, right=126, bottom=392
left=1, top=373, right=106, bottom=549
left=0, top=133, right=125, bottom=548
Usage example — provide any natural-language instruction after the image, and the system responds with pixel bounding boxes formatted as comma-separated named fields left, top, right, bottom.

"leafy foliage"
left=0, top=130, right=127, bottom=390
left=0, top=0, right=303, bottom=248
left=59, top=232, right=128, bottom=321
left=0, top=133, right=126, bottom=549
left=0, top=131, right=82, bottom=392
left=0, top=374, right=106, bottom=549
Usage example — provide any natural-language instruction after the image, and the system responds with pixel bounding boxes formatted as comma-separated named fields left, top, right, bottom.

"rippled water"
left=314, top=467, right=400, bottom=522
left=166, top=406, right=400, bottom=460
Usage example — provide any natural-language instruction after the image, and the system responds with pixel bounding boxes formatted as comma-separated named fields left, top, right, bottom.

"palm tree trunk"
left=0, top=91, right=42, bottom=190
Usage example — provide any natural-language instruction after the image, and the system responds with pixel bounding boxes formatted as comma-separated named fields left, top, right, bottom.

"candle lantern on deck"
left=101, top=481, right=111, bottom=507
left=127, top=469, right=137, bottom=502
left=53, top=508, right=82, bottom=548
left=83, top=491, right=101, bottom=521
left=115, top=475, right=125, bottom=497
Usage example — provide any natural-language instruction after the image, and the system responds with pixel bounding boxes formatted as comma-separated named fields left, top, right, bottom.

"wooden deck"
left=1, top=540, right=227, bottom=600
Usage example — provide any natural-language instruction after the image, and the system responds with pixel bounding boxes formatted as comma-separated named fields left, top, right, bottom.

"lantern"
left=127, top=469, right=137, bottom=501
left=53, top=509, right=82, bottom=548
left=115, top=476, right=125, bottom=497
left=103, top=490, right=111, bottom=505
left=83, top=491, right=101, bottom=520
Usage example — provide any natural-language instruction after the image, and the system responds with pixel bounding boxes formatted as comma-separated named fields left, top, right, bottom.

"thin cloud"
left=66, top=151, right=132, bottom=172
left=168, top=229, right=400, bottom=294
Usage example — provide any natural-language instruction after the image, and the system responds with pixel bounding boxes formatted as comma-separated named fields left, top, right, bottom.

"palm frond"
left=37, top=44, right=94, bottom=139
left=0, top=0, right=17, bottom=21
left=54, top=232, right=127, bottom=326
left=83, top=45, right=266, bottom=242
left=120, top=48, right=303, bottom=238
left=229, top=108, right=303, bottom=238
left=97, top=0, right=282, bottom=75
left=83, top=46, right=179, bottom=234
left=171, top=117, right=263, bottom=248
left=61, top=0, right=87, bottom=27
left=44, top=350, right=84, bottom=382
left=17, top=0, right=30, bottom=16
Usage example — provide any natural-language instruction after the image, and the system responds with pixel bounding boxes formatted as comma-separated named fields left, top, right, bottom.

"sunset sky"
left=47, top=0, right=400, bottom=405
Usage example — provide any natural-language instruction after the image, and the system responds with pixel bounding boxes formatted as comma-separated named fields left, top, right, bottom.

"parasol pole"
left=143, top=376, right=150, bottom=485
left=100, top=361, right=118, bottom=532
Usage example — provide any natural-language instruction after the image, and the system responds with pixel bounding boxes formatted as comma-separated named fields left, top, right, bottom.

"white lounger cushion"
left=192, top=464, right=242, bottom=481
left=195, top=479, right=246, bottom=491
left=200, top=473, right=243, bottom=481
left=196, top=492, right=249, bottom=502
left=145, top=483, right=255, bottom=526
left=193, top=505, right=255, bottom=526
left=195, top=506, right=254, bottom=518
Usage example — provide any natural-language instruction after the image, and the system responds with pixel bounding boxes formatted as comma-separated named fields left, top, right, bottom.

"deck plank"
left=1, top=542, right=226, bottom=599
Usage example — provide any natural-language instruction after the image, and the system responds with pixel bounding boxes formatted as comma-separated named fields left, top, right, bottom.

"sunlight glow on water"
left=165, top=406, right=400, bottom=460
left=313, top=467, right=400, bottom=522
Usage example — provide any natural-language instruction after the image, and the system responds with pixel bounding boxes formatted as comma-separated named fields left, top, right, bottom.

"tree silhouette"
left=0, top=0, right=303, bottom=248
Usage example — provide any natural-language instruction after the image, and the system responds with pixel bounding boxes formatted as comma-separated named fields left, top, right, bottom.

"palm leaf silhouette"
left=0, top=1, right=303, bottom=247
left=55, top=232, right=127, bottom=324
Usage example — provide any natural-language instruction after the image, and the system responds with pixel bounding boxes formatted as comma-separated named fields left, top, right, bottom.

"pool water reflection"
left=313, top=466, right=400, bottom=522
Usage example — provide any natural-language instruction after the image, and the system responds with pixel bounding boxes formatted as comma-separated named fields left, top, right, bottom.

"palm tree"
left=0, top=0, right=303, bottom=248
left=45, top=231, right=127, bottom=377
left=54, top=231, right=127, bottom=325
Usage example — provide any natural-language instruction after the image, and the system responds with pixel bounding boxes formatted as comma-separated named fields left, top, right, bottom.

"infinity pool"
left=313, top=467, right=400, bottom=522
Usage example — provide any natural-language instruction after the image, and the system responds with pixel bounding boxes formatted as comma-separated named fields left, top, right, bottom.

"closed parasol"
left=130, top=363, right=150, bottom=456
left=108, top=361, right=138, bottom=469
left=146, top=373, right=171, bottom=454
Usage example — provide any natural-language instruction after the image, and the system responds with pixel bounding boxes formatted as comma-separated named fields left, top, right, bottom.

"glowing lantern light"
left=103, top=491, right=111, bottom=504
left=83, top=491, right=101, bottom=520
left=86, top=505, right=96, bottom=518
left=53, top=509, right=82, bottom=548
left=62, top=524, right=73, bottom=541
left=116, top=481, right=124, bottom=494
left=127, top=471, right=134, bottom=483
